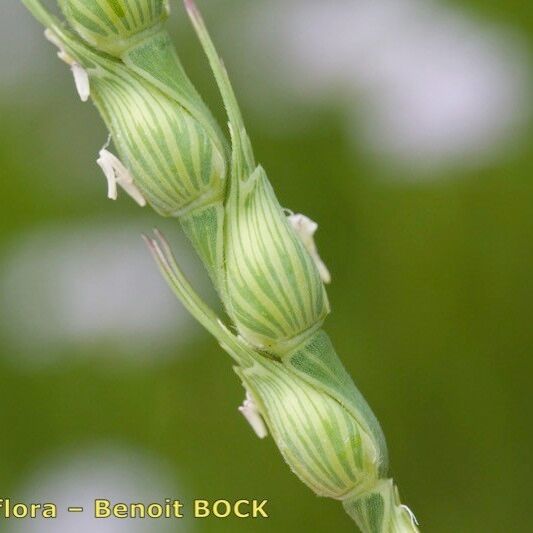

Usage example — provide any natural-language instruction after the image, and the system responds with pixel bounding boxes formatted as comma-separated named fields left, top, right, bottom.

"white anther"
left=96, top=148, right=146, bottom=207
left=44, top=29, right=90, bottom=102
left=288, top=213, right=331, bottom=284
left=239, top=392, right=268, bottom=439
left=71, top=63, right=90, bottom=102
left=401, top=505, right=420, bottom=527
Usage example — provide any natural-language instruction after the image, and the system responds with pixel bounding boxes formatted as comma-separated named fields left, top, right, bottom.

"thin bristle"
left=141, top=234, right=157, bottom=253
left=153, top=229, right=174, bottom=260
left=183, top=0, right=200, bottom=19
left=142, top=232, right=172, bottom=274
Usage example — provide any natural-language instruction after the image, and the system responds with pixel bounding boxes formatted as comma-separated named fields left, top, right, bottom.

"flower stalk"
left=22, top=0, right=420, bottom=530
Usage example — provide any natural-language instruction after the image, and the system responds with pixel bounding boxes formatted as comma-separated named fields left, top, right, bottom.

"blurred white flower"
left=6, top=444, right=192, bottom=533
left=229, top=0, right=531, bottom=173
left=0, top=219, right=204, bottom=368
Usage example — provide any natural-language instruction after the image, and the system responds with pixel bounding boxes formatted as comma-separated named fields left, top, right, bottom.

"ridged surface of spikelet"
left=91, top=62, right=226, bottom=216
left=224, top=166, right=330, bottom=353
left=237, top=355, right=380, bottom=500
left=59, top=0, right=169, bottom=55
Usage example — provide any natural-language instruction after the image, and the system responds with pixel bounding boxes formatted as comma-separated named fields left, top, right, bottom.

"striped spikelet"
left=58, top=0, right=169, bottom=56
left=224, top=166, right=329, bottom=353
left=236, top=355, right=380, bottom=499
left=90, top=61, right=226, bottom=216
left=72, top=41, right=225, bottom=217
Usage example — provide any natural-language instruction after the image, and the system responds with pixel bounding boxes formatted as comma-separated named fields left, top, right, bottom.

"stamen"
left=96, top=148, right=146, bottom=207
left=71, top=64, right=90, bottom=102
left=239, top=391, right=268, bottom=439
left=288, top=214, right=331, bottom=284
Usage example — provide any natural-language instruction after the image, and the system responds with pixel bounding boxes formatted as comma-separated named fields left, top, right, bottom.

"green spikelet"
left=91, top=62, right=226, bottom=217
left=58, top=0, right=170, bottom=56
left=283, top=330, right=389, bottom=476
left=241, top=349, right=417, bottom=532
left=44, top=27, right=226, bottom=218
left=236, top=354, right=380, bottom=499
left=224, top=166, right=329, bottom=353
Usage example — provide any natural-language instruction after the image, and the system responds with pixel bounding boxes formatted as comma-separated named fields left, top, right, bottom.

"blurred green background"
left=0, top=1, right=531, bottom=532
